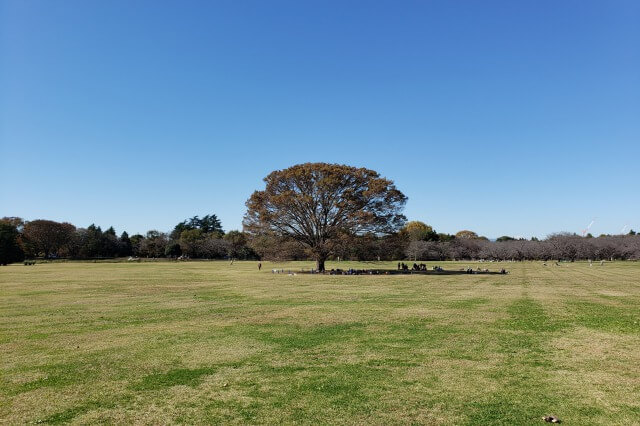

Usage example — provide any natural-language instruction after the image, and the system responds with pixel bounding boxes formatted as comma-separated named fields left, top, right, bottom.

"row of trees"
left=2, top=215, right=638, bottom=265
left=2, top=163, right=639, bottom=265
left=0, top=215, right=258, bottom=264
left=404, top=226, right=640, bottom=261
left=254, top=222, right=640, bottom=262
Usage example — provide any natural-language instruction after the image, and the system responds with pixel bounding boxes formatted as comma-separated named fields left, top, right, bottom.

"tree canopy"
left=402, top=221, right=440, bottom=241
left=22, top=220, right=76, bottom=258
left=171, top=214, right=223, bottom=239
left=1, top=212, right=639, bottom=263
left=455, top=230, right=479, bottom=239
left=243, top=163, right=407, bottom=271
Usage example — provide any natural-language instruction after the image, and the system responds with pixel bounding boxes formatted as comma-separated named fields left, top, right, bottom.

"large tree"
left=22, top=220, right=75, bottom=258
left=243, top=163, right=407, bottom=271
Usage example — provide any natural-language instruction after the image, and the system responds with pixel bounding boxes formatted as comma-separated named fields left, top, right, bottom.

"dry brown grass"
left=1, top=260, right=639, bottom=424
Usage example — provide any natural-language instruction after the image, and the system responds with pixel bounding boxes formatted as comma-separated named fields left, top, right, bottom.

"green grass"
left=1, top=260, right=639, bottom=424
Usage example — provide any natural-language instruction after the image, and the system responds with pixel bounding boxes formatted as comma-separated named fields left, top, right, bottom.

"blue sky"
left=1, top=0, right=639, bottom=238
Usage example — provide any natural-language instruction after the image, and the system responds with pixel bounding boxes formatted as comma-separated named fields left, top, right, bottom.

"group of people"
left=397, top=262, right=444, bottom=272
left=462, top=267, right=508, bottom=274
left=329, top=268, right=379, bottom=275
left=398, top=262, right=423, bottom=271
left=267, top=262, right=508, bottom=275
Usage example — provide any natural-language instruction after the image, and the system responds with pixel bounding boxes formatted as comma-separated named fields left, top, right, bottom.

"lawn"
left=1, top=260, right=639, bottom=425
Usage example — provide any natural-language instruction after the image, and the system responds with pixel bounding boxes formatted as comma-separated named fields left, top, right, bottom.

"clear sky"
left=1, top=0, right=639, bottom=239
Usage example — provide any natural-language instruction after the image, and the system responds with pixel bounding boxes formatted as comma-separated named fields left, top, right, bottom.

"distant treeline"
left=1, top=216, right=638, bottom=265
left=400, top=222, right=639, bottom=261
left=0, top=215, right=257, bottom=264
left=405, top=234, right=640, bottom=261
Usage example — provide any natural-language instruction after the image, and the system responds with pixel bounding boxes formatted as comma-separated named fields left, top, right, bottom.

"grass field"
left=1, top=261, right=639, bottom=425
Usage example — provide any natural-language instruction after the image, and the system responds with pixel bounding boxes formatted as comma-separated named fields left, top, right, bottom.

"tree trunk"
left=316, top=256, right=326, bottom=272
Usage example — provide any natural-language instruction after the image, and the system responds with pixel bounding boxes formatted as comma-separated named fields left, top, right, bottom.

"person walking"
left=258, top=262, right=262, bottom=271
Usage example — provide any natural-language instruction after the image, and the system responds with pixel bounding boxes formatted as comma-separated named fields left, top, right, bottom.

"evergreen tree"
left=0, top=222, right=24, bottom=265
left=83, top=224, right=103, bottom=258
left=199, top=214, right=223, bottom=234
left=171, top=213, right=223, bottom=239
left=119, top=231, right=133, bottom=256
